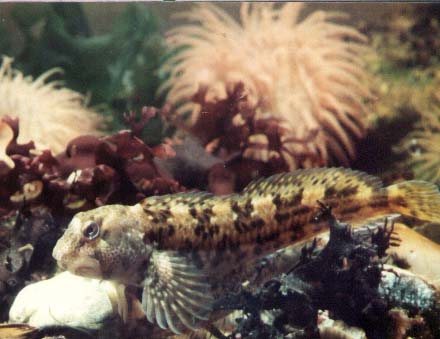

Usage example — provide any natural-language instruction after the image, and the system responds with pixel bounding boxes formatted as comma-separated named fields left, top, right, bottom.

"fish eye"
left=83, top=221, right=100, bottom=241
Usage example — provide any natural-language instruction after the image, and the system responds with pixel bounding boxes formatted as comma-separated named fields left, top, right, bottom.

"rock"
left=390, top=223, right=440, bottom=282
left=318, top=310, right=367, bottom=339
left=9, top=271, right=124, bottom=333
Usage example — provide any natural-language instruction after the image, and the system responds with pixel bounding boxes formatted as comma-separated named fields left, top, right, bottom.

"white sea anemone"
left=161, top=3, right=373, bottom=169
left=0, top=57, right=102, bottom=162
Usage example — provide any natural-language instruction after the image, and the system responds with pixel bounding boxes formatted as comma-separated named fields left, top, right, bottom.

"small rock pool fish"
left=53, top=168, right=440, bottom=334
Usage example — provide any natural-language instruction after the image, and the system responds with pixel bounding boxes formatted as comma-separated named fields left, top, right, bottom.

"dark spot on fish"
left=168, top=224, right=175, bottom=236
left=369, top=198, right=389, bottom=208
left=213, top=224, right=220, bottom=234
left=244, top=200, right=253, bottom=217
left=152, top=217, right=159, bottom=224
left=144, top=230, right=157, bottom=243
left=324, top=186, right=337, bottom=198
left=230, top=239, right=240, bottom=252
left=189, top=208, right=197, bottom=218
left=208, top=226, right=216, bottom=237
left=218, top=235, right=229, bottom=250
left=272, top=194, right=282, bottom=207
left=185, top=238, right=193, bottom=250
left=160, top=210, right=171, bottom=219
left=275, top=212, right=290, bottom=224
left=234, top=220, right=243, bottom=233
left=194, top=224, right=204, bottom=237
left=321, top=178, right=328, bottom=185
left=311, top=178, right=319, bottom=185
left=393, top=196, right=408, bottom=208
left=295, top=206, right=311, bottom=215
left=339, top=186, right=359, bottom=197
left=289, top=221, right=301, bottom=231
left=155, top=227, right=164, bottom=244
left=203, top=208, right=213, bottom=216
left=196, top=215, right=208, bottom=225
left=231, top=201, right=240, bottom=214
left=292, top=188, right=304, bottom=205
left=265, top=231, right=280, bottom=242
left=340, top=205, right=362, bottom=215
left=290, top=233, right=299, bottom=241
left=250, top=218, right=265, bottom=229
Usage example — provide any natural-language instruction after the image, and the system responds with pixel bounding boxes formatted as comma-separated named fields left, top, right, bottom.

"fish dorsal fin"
left=242, top=167, right=383, bottom=198
left=140, top=191, right=214, bottom=210
left=142, top=250, right=214, bottom=334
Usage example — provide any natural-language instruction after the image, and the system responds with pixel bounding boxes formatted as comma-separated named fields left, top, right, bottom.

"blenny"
left=52, top=168, right=440, bottom=334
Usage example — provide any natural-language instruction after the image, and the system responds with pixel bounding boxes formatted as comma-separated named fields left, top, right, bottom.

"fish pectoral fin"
left=142, top=250, right=214, bottom=334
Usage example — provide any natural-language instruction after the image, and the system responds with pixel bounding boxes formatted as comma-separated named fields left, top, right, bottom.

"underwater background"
left=1, top=2, right=440, bottom=339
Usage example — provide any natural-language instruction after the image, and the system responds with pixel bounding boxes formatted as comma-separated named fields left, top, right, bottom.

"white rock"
left=318, top=310, right=367, bottom=339
left=9, top=271, right=123, bottom=330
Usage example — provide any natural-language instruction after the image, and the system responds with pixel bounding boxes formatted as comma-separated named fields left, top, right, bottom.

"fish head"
left=53, top=205, right=152, bottom=283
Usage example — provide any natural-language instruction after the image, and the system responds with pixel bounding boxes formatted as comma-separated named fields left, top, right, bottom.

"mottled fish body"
left=53, top=168, right=440, bottom=334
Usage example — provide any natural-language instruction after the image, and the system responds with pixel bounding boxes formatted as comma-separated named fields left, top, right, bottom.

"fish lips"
left=52, top=237, right=102, bottom=278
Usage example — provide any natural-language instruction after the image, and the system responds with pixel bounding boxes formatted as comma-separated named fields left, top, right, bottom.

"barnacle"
left=0, top=57, right=102, bottom=158
left=161, top=3, right=373, bottom=169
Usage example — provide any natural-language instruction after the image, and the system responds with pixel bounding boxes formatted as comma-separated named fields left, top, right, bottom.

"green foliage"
left=1, top=3, right=168, bottom=133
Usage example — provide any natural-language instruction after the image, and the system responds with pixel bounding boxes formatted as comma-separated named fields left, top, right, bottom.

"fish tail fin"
left=387, top=180, right=440, bottom=222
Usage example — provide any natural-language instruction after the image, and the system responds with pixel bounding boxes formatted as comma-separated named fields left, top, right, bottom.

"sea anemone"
left=0, top=57, right=102, bottom=160
left=161, top=3, right=373, bottom=169
left=394, top=109, right=440, bottom=184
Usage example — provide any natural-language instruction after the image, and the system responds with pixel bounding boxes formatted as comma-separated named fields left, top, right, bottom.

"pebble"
left=9, top=271, right=124, bottom=332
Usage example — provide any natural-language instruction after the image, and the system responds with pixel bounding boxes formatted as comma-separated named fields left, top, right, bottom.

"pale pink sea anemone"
left=160, top=3, right=373, bottom=169
left=0, top=57, right=102, bottom=165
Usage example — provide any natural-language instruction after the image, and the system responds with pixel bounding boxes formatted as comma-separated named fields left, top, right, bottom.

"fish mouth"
left=53, top=244, right=102, bottom=279
left=68, top=258, right=102, bottom=279
left=73, top=265, right=101, bottom=278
